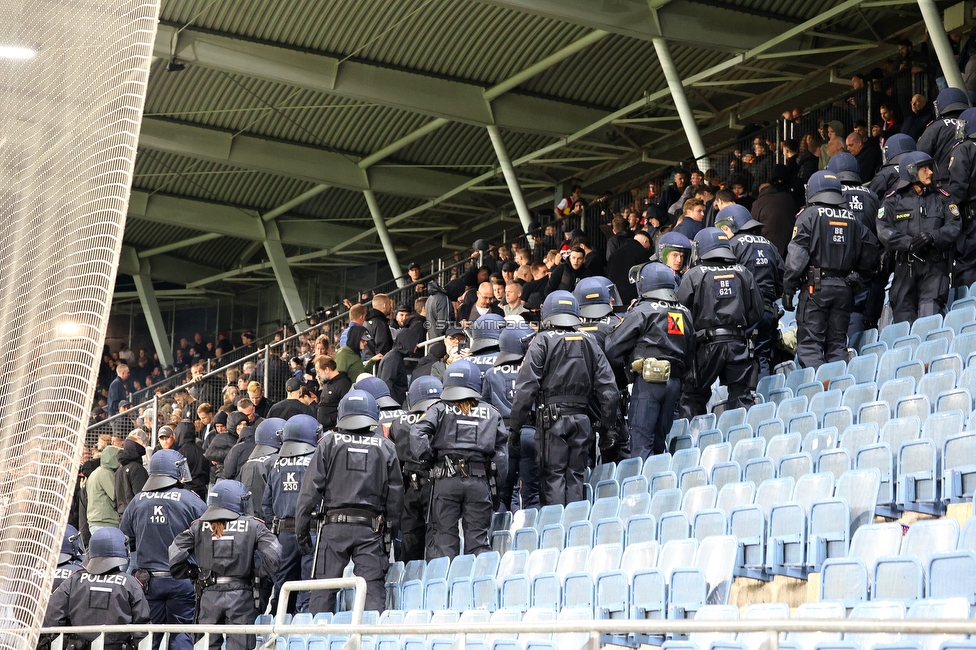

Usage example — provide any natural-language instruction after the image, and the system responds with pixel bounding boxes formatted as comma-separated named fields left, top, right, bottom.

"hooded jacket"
left=204, top=411, right=245, bottom=479
left=222, top=425, right=256, bottom=481
left=377, top=329, right=420, bottom=405
left=334, top=324, right=367, bottom=379
left=401, top=312, right=427, bottom=343
left=174, top=422, right=209, bottom=501
left=364, top=308, right=393, bottom=357
left=424, top=281, right=453, bottom=338
left=413, top=342, right=447, bottom=379
left=87, top=446, right=120, bottom=528
left=317, top=370, right=352, bottom=431
left=114, top=439, right=148, bottom=515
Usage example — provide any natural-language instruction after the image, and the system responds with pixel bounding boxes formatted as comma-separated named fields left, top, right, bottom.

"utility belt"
left=202, top=576, right=250, bottom=589
left=327, top=507, right=385, bottom=533
left=271, top=517, right=295, bottom=535
left=431, top=455, right=488, bottom=479
left=403, top=467, right=430, bottom=491
left=630, top=357, right=672, bottom=383
left=893, top=250, right=948, bottom=264
left=697, top=327, right=746, bottom=342
left=537, top=394, right=589, bottom=430
left=150, top=570, right=171, bottom=577
left=962, top=202, right=976, bottom=221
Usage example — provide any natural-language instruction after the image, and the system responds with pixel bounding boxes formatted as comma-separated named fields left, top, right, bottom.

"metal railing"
left=39, top=614, right=976, bottom=650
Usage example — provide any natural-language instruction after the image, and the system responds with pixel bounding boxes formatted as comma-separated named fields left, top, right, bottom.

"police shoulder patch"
left=667, top=312, right=685, bottom=336
left=877, top=206, right=884, bottom=219
left=791, top=226, right=798, bottom=240
left=940, top=188, right=950, bottom=196
left=950, top=204, right=961, bottom=216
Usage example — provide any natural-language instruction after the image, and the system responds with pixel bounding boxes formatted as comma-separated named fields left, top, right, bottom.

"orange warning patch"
left=667, top=312, right=685, bottom=336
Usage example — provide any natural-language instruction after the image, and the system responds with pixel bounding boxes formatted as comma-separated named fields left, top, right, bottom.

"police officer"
left=262, top=414, right=321, bottom=614
left=237, top=417, right=285, bottom=523
left=946, top=107, right=976, bottom=288
left=655, top=232, right=693, bottom=285
left=783, top=171, right=879, bottom=368
left=678, top=228, right=764, bottom=417
left=509, top=292, right=618, bottom=506
left=826, top=153, right=884, bottom=335
left=482, top=323, right=537, bottom=510
left=120, top=450, right=206, bottom=650
left=714, top=204, right=784, bottom=379
left=919, top=87, right=971, bottom=184
left=53, top=525, right=84, bottom=591
left=388, top=375, right=442, bottom=562
left=878, top=151, right=962, bottom=323
left=410, top=359, right=507, bottom=559
left=295, top=390, right=403, bottom=614
left=467, top=313, right=505, bottom=374
left=869, top=133, right=916, bottom=200
left=355, top=375, right=405, bottom=434
left=606, top=262, right=695, bottom=459
left=169, top=480, right=280, bottom=650
left=45, top=527, right=150, bottom=650
left=574, top=277, right=624, bottom=347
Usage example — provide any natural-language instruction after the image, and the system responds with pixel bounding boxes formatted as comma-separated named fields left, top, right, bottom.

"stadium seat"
left=935, top=389, right=973, bottom=420
left=620, top=475, right=648, bottom=498
left=786, top=367, right=815, bottom=395
left=848, top=354, right=879, bottom=385
left=649, top=488, right=683, bottom=521
left=845, top=600, right=906, bottom=650
left=540, top=525, right=565, bottom=551
left=824, top=406, right=855, bottom=433
left=716, top=481, right=756, bottom=518
left=840, top=422, right=879, bottom=456
left=880, top=378, right=917, bottom=416
left=692, top=508, right=727, bottom=541
left=791, top=601, right=845, bottom=650
left=797, top=381, right=825, bottom=402
left=690, top=413, right=717, bottom=439
left=878, top=346, right=913, bottom=385
left=659, top=511, right=691, bottom=545
left=943, top=432, right=976, bottom=504
left=593, top=518, right=623, bottom=548
left=898, top=439, right=941, bottom=514
left=768, top=432, right=802, bottom=467
left=904, top=598, right=971, bottom=650
left=802, top=427, right=839, bottom=464
left=514, top=528, right=539, bottom=553
left=650, top=471, right=678, bottom=493
left=766, top=501, right=808, bottom=577
left=642, top=453, right=672, bottom=481
left=747, top=402, right=778, bottom=431
left=945, top=306, right=976, bottom=335
left=386, top=563, right=406, bottom=611
left=811, top=390, right=843, bottom=425
left=792, top=472, right=835, bottom=516
left=710, top=462, right=743, bottom=493
left=778, top=453, right=814, bottom=484
left=927, top=552, right=976, bottom=612
left=817, top=448, right=852, bottom=481
left=807, top=469, right=881, bottom=572
left=778, top=396, right=810, bottom=423
left=565, top=522, right=592, bottom=549
left=821, top=523, right=904, bottom=608
left=873, top=555, right=924, bottom=604
left=895, top=359, right=925, bottom=385
left=929, top=354, right=963, bottom=378
left=737, top=602, right=790, bottom=649
left=725, top=425, right=753, bottom=449
left=625, top=514, right=657, bottom=546
left=668, top=535, right=736, bottom=620
left=672, top=448, right=702, bottom=479
left=858, top=400, right=891, bottom=429
left=757, top=375, right=786, bottom=402
left=743, top=457, right=775, bottom=486
left=535, top=505, right=563, bottom=532
left=679, top=467, right=708, bottom=495
left=963, top=517, right=976, bottom=551
left=756, top=418, right=785, bottom=444
left=855, top=443, right=897, bottom=516
left=688, top=604, right=739, bottom=650
left=618, top=492, right=649, bottom=521
left=842, top=383, right=878, bottom=416
left=881, top=321, right=911, bottom=348
left=788, top=412, right=819, bottom=437
left=861, top=341, right=888, bottom=359
left=731, top=437, right=765, bottom=473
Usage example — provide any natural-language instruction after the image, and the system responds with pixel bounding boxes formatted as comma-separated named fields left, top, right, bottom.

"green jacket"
left=86, top=446, right=120, bottom=528
left=333, top=345, right=366, bottom=381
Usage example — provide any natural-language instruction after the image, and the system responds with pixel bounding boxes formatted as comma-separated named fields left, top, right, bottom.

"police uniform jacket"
left=120, top=486, right=207, bottom=572
left=466, top=350, right=500, bottom=376
left=295, top=429, right=403, bottom=537
left=577, top=314, right=623, bottom=349
left=841, top=183, right=881, bottom=235
left=918, top=117, right=964, bottom=182
left=677, top=262, right=764, bottom=332
left=169, top=515, right=280, bottom=587
left=730, top=233, right=785, bottom=307
left=784, top=203, right=880, bottom=289
left=53, top=560, right=84, bottom=592
left=379, top=406, right=407, bottom=436
left=389, top=411, right=429, bottom=473
left=509, top=329, right=619, bottom=434
left=878, top=186, right=961, bottom=258
left=262, top=448, right=314, bottom=522
left=45, top=569, right=150, bottom=646
left=238, top=447, right=276, bottom=523
left=868, top=164, right=900, bottom=201
left=947, top=139, right=976, bottom=207
left=482, top=363, right=520, bottom=424
left=605, top=299, right=696, bottom=378
left=410, top=399, right=509, bottom=485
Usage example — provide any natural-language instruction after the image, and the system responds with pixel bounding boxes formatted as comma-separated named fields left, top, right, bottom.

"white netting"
left=0, top=2, right=159, bottom=649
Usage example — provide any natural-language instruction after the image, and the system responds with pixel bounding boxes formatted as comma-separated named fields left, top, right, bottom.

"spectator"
left=902, top=93, right=934, bottom=141
left=266, top=377, right=315, bottom=420
left=86, top=445, right=119, bottom=533
left=246, top=381, right=273, bottom=419
left=412, top=341, right=448, bottom=381
left=657, top=170, right=688, bottom=214
left=673, top=198, right=706, bottom=239
left=749, top=140, right=774, bottom=188
left=846, top=131, right=881, bottom=182
left=521, top=262, right=550, bottom=310
left=820, top=121, right=847, bottom=168
left=753, top=164, right=800, bottom=258
left=118, top=343, right=136, bottom=366
left=335, top=323, right=369, bottom=379
left=605, top=216, right=631, bottom=260
left=458, top=282, right=504, bottom=324
left=204, top=411, right=245, bottom=480
left=173, top=424, right=208, bottom=501
left=503, top=282, right=527, bottom=316
left=338, top=303, right=367, bottom=347
left=424, top=280, right=454, bottom=338
left=315, top=355, right=351, bottom=430
left=555, top=184, right=583, bottom=219
left=796, top=134, right=822, bottom=184
left=377, top=329, right=420, bottom=405
left=729, top=175, right=754, bottom=211
left=365, top=293, right=394, bottom=357
left=107, top=364, right=129, bottom=416
left=114, top=434, right=147, bottom=515
left=607, top=230, right=652, bottom=305
left=546, top=248, right=589, bottom=295
left=221, top=420, right=257, bottom=482
left=879, top=103, right=902, bottom=144
left=395, top=304, right=427, bottom=342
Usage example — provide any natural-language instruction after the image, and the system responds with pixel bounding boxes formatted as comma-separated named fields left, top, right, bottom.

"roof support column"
left=917, top=0, right=967, bottom=91
left=263, top=221, right=307, bottom=329
left=363, top=189, right=405, bottom=286
left=652, top=37, right=708, bottom=164
left=486, top=124, right=534, bottom=234
left=133, top=260, right=173, bottom=367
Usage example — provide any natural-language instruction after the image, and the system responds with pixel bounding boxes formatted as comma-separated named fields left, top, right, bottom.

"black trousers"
left=680, top=338, right=754, bottom=419
left=890, top=258, right=949, bottom=324
left=796, top=279, right=853, bottom=369
left=198, top=588, right=256, bottom=650
left=536, top=413, right=592, bottom=506
left=310, top=524, right=388, bottom=614
left=954, top=219, right=976, bottom=289
left=399, top=479, right=431, bottom=562
left=428, top=474, right=492, bottom=560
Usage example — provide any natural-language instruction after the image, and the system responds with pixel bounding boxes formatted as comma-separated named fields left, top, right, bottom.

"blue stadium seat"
left=823, top=406, right=855, bottom=433
left=877, top=345, right=913, bottom=385
left=658, top=511, right=691, bottom=545
left=620, top=475, right=648, bottom=498
left=594, top=517, right=624, bottom=547
left=710, top=462, right=743, bottom=494
left=641, top=453, right=672, bottom=482
left=927, top=552, right=976, bottom=612
left=873, top=555, right=924, bottom=605
left=649, top=471, right=678, bottom=493
left=778, top=396, right=810, bottom=423
left=846, top=600, right=906, bottom=650
left=768, top=432, right=802, bottom=467
left=842, top=383, right=878, bottom=415
left=756, top=417, right=785, bottom=444
left=618, top=492, right=650, bottom=521
left=737, top=602, right=790, bottom=649
left=904, top=598, right=971, bottom=650
left=766, top=501, right=808, bottom=578
left=725, top=425, right=753, bottom=449
left=731, top=437, right=765, bottom=473
left=692, top=508, right=727, bottom=541
left=386, top=562, right=405, bottom=611
left=898, top=439, right=941, bottom=515
left=743, top=457, right=775, bottom=486
left=649, top=488, right=682, bottom=520
left=791, top=601, right=845, bottom=650
left=689, top=413, right=717, bottom=440
left=880, top=377, right=917, bottom=415
left=565, top=521, right=592, bottom=549
left=679, top=466, right=708, bottom=494
left=757, top=374, right=786, bottom=402
left=811, top=390, right=843, bottom=425
left=513, top=528, right=539, bottom=553
left=700, top=442, right=731, bottom=477
left=848, top=354, right=879, bottom=385
left=792, top=472, right=835, bottom=516
left=816, top=447, right=852, bottom=481
left=839, top=422, right=879, bottom=456
left=930, top=354, right=963, bottom=378
left=935, top=388, right=973, bottom=420
left=943, top=433, right=976, bottom=504
left=625, top=514, right=657, bottom=546
left=895, top=359, right=926, bottom=385
left=716, top=481, right=756, bottom=518
left=858, top=400, right=891, bottom=429
left=778, top=452, right=813, bottom=484
left=855, top=443, right=897, bottom=516
left=540, top=524, right=565, bottom=551
left=802, top=427, right=839, bottom=465
left=797, top=381, right=825, bottom=402
left=668, top=535, right=736, bottom=620
left=671, top=448, right=701, bottom=479
left=807, top=469, right=880, bottom=572
left=747, top=402, right=778, bottom=431
left=788, top=412, right=819, bottom=437
left=880, top=321, right=911, bottom=349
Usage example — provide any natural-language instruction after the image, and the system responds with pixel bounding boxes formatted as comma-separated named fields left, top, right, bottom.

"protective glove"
left=781, top=291, right=795, bottom=312
left=508, top=428, right=521, bottom=451
left=845, top=271, right=862, bottom=288
left=599, top=429, right=619, bottom=452
left=909, top=231, right=934, bottom=253
left=298, top=533, right=314, bottom=556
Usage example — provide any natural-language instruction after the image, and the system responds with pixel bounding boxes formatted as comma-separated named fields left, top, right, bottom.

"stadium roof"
left=122, top=0, right=926, bottom=297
